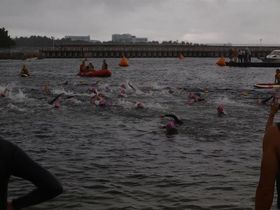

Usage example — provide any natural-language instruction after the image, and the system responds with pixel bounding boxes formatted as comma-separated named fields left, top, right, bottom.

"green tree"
left=0, top=27, right=15, bottom=48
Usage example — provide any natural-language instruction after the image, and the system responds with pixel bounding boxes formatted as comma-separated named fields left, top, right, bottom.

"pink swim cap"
left=54, top=99, right=61, bottom=108
left=135, top=102, right=144, bottom=109
left=217, top=104, right=224, bottom=113
left=166, top=120, right=176, bottom=129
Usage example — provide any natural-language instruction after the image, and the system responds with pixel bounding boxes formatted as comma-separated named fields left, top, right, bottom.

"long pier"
left=40, top=44, right=279, bottom=58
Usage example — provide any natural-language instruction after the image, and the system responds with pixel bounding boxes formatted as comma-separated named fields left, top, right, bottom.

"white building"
left=112, top=34, right=148, bottom=43
left=133, top=37, right=148, bottom=43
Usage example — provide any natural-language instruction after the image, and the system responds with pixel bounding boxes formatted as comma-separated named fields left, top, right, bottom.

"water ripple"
left=0, top=58, right=268, bottom=209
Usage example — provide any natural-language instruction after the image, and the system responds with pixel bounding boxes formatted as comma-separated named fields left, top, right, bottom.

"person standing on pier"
left=232, top=48, right=238, bottom=62
left=80, top=60, right=86, bottom=72
left=228, top=48, right=233, bottom=62
left=245, top=48, right=251, bottom=63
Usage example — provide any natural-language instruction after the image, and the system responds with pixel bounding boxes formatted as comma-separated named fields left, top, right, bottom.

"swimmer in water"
left=20, top=64, right=30, bottom=76
left=61, top=81, right=68, bottom=86
left=160, top=113, right=183, bottom=135
left=120, top=83, right=126, bottom=89
left=91, top=94, right=107, bottom=107
left=217, top=104, right=226, bottom=116
left=0, top=88, right=9, bottom=97
left=89, top=87, right=98, bottom=96
left=105, top=86, right=111, bottom=92
left=118, top=88, right=127, bottom=98
left=161, top=120, right=178, bottom=135
left=134, top=101, right=144, bottom=109
left=162, top=114, right=183, bottom=125
left=54, top=98, right=61, bottom=108
left=187, top=92, right=205, bottom=105
left=48, top=93, right=64, bottom=109
left=128, top=81, right=136, bottom=91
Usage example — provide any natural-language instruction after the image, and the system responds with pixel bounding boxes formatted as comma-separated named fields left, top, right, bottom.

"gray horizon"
left=1, top=0, right=280, bottom=45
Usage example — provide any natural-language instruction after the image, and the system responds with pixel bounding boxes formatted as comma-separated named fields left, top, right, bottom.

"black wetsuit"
left=0, top=137, right=62, bottom=210
left=164, top=114, right=183, bottom=125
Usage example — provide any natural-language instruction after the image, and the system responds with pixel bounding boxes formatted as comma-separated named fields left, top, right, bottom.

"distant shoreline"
left=0, top=51, right=40, bottom=60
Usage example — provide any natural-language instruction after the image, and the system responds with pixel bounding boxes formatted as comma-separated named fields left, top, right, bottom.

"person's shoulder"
left=265, top=124, right=280, bottom=141
left=0, top=136, right=11, bottom=145
left=0, top=137, right=17, bottom=153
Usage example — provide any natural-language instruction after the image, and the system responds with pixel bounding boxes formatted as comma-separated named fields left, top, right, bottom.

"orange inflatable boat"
left=78, top=69, right=112, bottom=77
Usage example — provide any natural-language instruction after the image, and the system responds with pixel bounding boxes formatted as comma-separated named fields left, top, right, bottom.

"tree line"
left=0, top=27, right=15, bottom=48
left=0, top=27, right=92, bottom=48
left=0, top=27, right=203, bottom=48
left=13, top=36, right=83, bottom=47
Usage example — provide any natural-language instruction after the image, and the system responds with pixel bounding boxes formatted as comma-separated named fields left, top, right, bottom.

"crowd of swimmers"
left=4, top=58, right=280, bottom=210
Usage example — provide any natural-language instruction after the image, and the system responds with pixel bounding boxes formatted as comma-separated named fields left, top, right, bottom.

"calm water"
left=0, top=58, right=278, bottom=210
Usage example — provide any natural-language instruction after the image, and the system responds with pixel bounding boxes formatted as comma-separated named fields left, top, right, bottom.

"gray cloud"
left=1, top=0, right=280, bottom=44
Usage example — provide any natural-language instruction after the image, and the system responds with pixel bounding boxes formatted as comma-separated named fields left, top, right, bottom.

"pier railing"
left=39, top=44, right=279, bottom=58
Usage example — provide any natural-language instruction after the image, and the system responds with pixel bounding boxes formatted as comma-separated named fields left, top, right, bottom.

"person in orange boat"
left=80, top=60, right=86, bottom=73
left=255, top=100, right=280, bottom=210
left=88, top=62, right=95, bottom=71
left=101, top=59, right=108, bottom=70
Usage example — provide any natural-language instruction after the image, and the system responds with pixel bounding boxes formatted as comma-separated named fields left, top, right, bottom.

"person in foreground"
left=0, top=137, right=63, bottom=210
left=255, top=100, right=280, bottom=210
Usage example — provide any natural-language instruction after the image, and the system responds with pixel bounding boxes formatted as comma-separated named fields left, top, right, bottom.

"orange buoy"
left=119, top=56, right=129, bottom=67
left=216, top=57, right=226, bottom=66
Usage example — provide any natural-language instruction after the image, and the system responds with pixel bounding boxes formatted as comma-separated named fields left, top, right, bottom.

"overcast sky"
left=1, top=0, right=280, bottom=44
